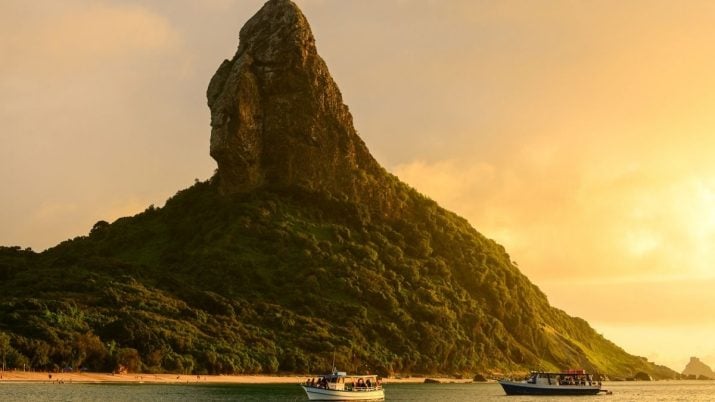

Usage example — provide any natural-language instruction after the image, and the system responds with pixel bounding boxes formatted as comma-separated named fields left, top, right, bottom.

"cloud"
left=392, top=144, right=715, bottom=282
left=1, top=2, right=179, bottom=74
left=595, top=322, right=715, bottom=372
left=544, top=277, right=715, bottom=326
left=0, top=2, right=208, bottom=252
left=391, top=159, right=496, bottom=210
left=394, top=153, right=715, bottom=370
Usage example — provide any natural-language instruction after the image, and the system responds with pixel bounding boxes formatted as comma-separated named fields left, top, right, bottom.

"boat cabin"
left=526, top=370, right=598, bottom=387
left=306, top=372, right=381, bottom=391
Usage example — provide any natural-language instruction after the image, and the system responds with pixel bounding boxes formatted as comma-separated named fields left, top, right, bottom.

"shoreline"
left=0, top=371, right=472, bottom=385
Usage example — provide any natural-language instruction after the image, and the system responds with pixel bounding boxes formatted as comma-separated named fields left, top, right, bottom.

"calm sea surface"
left=1, top=381, right=714, bottom=401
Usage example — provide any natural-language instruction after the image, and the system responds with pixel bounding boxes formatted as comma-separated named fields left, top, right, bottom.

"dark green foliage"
left=0, top=178, right=675, bottom=378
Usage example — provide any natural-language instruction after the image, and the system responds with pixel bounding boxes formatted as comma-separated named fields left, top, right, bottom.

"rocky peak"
left=207, top=0, right=386, bottom=206
left=682, top=356, right=715, bottom=378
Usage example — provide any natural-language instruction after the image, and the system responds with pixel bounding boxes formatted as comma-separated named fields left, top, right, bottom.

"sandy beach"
left=0, top=371, right=470, bottom=385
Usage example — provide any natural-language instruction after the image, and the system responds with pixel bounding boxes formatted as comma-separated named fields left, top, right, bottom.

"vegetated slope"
left=0, top=0, right=675, bottom=380
left=0, top=178, right=675, bottom=378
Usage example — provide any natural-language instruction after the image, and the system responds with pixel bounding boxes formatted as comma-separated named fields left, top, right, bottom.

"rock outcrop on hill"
left=682, top=357, right=715, bottom=379
left=207, top=0, right=392, bottom=213
left=0, top=0, right=679, bottom=380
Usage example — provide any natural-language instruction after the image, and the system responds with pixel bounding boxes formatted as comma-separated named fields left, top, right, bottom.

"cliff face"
left=207, top=0, right=386, bottom=209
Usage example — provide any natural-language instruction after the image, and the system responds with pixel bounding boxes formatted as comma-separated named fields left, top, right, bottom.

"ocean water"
left=1, top=381, right=714, bottom=401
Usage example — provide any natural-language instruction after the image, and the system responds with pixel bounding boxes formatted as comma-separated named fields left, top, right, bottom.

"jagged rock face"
left=207, top=0, right=384, bottom=202
left=682, top=356, right=715, bottom=378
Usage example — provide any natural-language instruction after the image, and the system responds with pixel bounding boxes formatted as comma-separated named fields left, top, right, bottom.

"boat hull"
left=301, top=385, right=385, bottom=400
left=499, top=381, right=601, bottom=396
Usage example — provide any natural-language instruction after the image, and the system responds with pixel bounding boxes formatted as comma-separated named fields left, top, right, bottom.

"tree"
left=116, top=348, right=142, bottom=373
left=72, top=332, right=107, bottom=371
left=0, top=332, right=10, bottom=371
left=89, top=220, right=110, bottom=237
left=30, top=340, right=51, bottom=370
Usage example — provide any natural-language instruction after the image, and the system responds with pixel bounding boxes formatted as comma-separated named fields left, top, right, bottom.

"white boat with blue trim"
left=301, top=370, right=384, bottom=401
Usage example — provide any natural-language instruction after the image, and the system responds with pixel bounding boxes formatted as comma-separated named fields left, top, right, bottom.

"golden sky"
left=2, top=0, right=715, bottom=371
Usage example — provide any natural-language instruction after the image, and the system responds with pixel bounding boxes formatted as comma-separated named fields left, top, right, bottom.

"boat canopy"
left=529, top=370, right=598, bottom=378
left=321, top=372, right=380, bottom=382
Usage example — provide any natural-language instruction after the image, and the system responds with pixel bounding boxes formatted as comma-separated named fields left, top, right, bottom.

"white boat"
left=499, top=370, right=609, bottom=396
left=300, top=371, right=384, bottom=401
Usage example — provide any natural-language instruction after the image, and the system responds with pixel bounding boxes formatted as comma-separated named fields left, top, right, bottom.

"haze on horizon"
left=2, top=0, right=714, bottom=372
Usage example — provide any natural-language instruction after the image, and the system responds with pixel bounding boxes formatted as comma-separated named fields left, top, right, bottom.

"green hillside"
left=0, top=177, right=675, bottom=378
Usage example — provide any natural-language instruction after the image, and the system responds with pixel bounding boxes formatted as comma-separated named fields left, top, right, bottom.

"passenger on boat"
left=366, top=378, right=372, bottom=388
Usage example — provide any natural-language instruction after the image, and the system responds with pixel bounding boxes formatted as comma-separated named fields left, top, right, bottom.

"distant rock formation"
left=207, top=0, right=395, bottom=214
left=682, top=357, right=715, bottom=379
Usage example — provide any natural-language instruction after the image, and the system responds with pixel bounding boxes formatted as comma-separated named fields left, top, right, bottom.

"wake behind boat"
left=301, top=371, right=384, bottom=401
left=499, top=370, right=610, bottom=396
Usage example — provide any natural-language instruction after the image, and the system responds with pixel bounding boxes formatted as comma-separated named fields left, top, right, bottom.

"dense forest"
left=0, top=176, right=675, bottom=379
